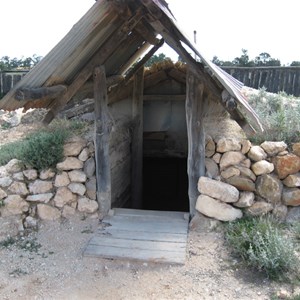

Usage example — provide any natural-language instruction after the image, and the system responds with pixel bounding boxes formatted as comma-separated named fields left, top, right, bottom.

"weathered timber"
left=42, top=10, right=144, bottom=124
left=134, top=21, right=160, bottom=45
left=143, top=94, right=185, bottom=101
left=186, top=69, right=206, bottom=216
left=167, top=68, right=186, bottom=84
left=94, top=66, right=112, bottom=218
left=15, top=85, right=67, bottom=102
left=131, top=67, right=144, bottom=209
left=124, top=38, right=164, bottom=83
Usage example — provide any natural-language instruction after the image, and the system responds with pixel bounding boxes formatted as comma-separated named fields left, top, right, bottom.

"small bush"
left=248, top=88, right=300, bottom=144
left=20, top=128, right=69, bottom=171
left=0, top=140, right=25, bottom=166
left=224, top=216, right=299, bottom=280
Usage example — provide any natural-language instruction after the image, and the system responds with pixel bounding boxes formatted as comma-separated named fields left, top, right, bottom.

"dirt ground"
left=0, top=111, right=298, bottom=300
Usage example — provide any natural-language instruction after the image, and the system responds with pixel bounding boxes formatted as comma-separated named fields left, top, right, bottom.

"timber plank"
left=84, top=208, right=189, bottom=264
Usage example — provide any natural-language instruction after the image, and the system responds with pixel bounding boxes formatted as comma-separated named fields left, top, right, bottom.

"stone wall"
left=196, top=137, right=300, bottom=222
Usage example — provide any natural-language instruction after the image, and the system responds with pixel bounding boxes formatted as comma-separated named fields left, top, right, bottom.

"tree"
left=232, top=49, right=254, bottom=67
left=0, top=55, right=42, bottom=71
left=254, top=52, right=281, bottom=66
left=290, top=61, right=300, bottom=66
left=145, top=53, right=171, bottom=67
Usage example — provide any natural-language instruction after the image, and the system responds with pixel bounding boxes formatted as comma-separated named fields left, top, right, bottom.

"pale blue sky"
left=1, top=0, right=299, bottom=65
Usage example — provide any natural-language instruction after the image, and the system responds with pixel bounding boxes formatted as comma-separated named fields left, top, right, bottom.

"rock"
left=282, top=188, right=300, bottom=206
left=0, top=176, right=12, bottom=188
left=196, top=194, right=242, bottom=222
left=57, top=157, right=83, bottom=171
left=85, top=177, right=96, bottom=200
left=292, top=142, right=300, bottom=157
left=272, top=205, right=288, bottom=222
left=0, top=215, right=23, bottom=238
left=235, top=165, right=256, bottom=182
left=247, top=146, right=267, bottom=162
left=29, top=180, right=53, bottom=194
left=286, top=206, right=300, bottom=223
left=233, top=191, right=255, bottom=208
left=23, top=169, right=38, bottom=181
left=68, top=183, right=86, bottom=196
left=0, top=187, right=7, bottom=200
left=189, top=212, right=221, bottom=232
left=13, top=172, right=24, bottom=181
left=0, top=166, right=8, bottom=178
left=221, top=167, right=240, bottom=179
left=256, top=174, right=283, bottom=204
left=260, top=141, right=287, bottom=156
left=205, top=136, right=215, bottom=158
left=5, top=159, right=24, bottom=174
left=205, top=158, right=219, bottom=179
left=283, top=173, right=300, bottom=187
left=272, top=154, right=300, bottom=179
left=77, top=197, right=98, bottom=214
left=219, top=151, right=246, bottom=170
left=37, top=204, right=61, bottom=221
left=63, top=138, right=86, bottom=156
left=87, top=141, right=95, bottom=155
left=226, top=176, right=256, bottom=192
left=62, top=205, right=76, bottom=218
left=251, top=160, right=274, bottom=176
left=241, top=139, right=251, bottom=154
left=216, top=138, right=241, bottom=153
left=54, top=172, right=70, bottom=187
left=39, top=169, right=55, bottom=180
left=78, top=148, right=89, bottom=162
left=26, top=193, right=53, bottom=203
left=198, top=177, right=239, bottom=203
left=1, top=195, right=29, bottom=217
left=24, top=216, right=38, bottom=229
left=239, top=158, right=251, bottom=168
left=8, top=181, right=29, bottom=196
left=53, top=187, right=77, bottom=208
left=246, top=201, right=273, bottom=216
left=212, top=153, right=221, bottom=164
left=84, top=157, right=95, bottom=178
left=68, top=170, right=87, bottom=183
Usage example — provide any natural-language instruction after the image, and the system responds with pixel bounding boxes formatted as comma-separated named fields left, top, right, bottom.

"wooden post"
left=131, top=67, right=144, bottom=209
left=94, top=66, right=112, bottom=217
left=186, top=68, right=206, bottom=216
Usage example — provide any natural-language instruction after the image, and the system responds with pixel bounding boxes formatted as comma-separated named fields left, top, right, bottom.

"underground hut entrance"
left=142, top=157, right=189, bottom=212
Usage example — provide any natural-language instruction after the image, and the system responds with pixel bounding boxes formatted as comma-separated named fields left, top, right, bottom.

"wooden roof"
left=0, top=0, right=263, bottom=132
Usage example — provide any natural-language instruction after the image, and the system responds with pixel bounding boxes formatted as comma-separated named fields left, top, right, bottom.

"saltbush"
left=248, top=88, right=300, bottom=144
left=224, top=216, right=299, bottom=280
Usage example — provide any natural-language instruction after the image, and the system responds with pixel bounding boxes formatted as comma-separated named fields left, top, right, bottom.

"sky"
left=0, top=0, right=299, bottom=65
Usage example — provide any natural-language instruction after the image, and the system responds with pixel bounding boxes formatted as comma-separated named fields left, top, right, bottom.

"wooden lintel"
left=143, top=94, right=185, bottom=101
left=42, top=10, right=144, bottom=124
left=94, top=66, right=112, bottom=218
left=131, top=67, right=144, bottom=209
left=186, top=69, right=206, bottom=216
left=15, top=85, right=67, bottom=102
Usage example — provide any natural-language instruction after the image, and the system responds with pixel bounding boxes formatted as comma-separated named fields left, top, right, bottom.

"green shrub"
left=20, top=128, right=69, bottom=171
left=248, top=88, right=300, bottom=144
left=224, top=216, right=299, bottom=280
left=0, top=140, right=25, bottom=166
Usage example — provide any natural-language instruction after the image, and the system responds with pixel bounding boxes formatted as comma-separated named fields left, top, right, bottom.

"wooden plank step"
left=98, top=229, right=187, bottom=243
left=84, top=244, right=186, bottom=264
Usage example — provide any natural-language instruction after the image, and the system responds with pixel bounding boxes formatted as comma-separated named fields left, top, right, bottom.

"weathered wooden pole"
left=186, top=68, right=206, bottom=216
left=94, top=66, right=112, bottom=217
left=131, top=67, right=144, bottom=209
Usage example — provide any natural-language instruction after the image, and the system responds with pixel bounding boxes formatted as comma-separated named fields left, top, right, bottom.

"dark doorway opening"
left=142, top=157, right=189, bottom=212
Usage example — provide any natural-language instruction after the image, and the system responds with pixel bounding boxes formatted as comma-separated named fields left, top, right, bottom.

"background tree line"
left=0, top=54, right=42, bottom=71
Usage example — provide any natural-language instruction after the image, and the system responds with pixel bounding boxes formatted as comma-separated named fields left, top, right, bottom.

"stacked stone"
left=197, top=137, right=300, bottom=222
left=0, top=136, right=98, bottom=229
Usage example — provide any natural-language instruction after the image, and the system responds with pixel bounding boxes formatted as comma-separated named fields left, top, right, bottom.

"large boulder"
left=219, top=151, right=246, bottom=170
left=56, top=157, right=83, bottom=171
left=63, top=137, right=86, bottom=157
left=5, top=159, right=24, bottom=174
left=68, top=170, right=87, bottom=183
left=246, top=201, right=273, bottom=216
left=37, top=204, right=61, bottom=221
left=23, top=169, right=38, bottom=181
left=198, top=177, right=239, bottom=203
left=282, top=188, right=300, bottom=206
left=68, top=183, right=86, bottom=196
left=272, top=154, right=300, bottom=179
left=29, top=180, right=53, bottom=194
left=0, top=176, right=13, bottom=188
left=260, top=141, right=287, bottom=156
left=256, top=174, right=283, bottom=204
left=8, top=181, right=29, bottom=196
left=0, top=195, right=29, bottom=217
left=221, top=167, right=240, bottom=179
left=26, top=193, right=53, bottom=203
left=0, top=187, right=7, bottom=200
left=84, top=157, right=96, bottom=178
left=251, top=160, right=274, bottom=176
left=196, top=194, right=242, bottom=222
left=205, top=136, right=216, bottom=158
left=247, top=146, right=267, bottom=162
left=292, top=143, right=300, bottom=157
left=226, top=176, right=256, bottom=192
left=54, top=172, right=70, bottom=187
left=53, top=187, right=77, bottom=208
left=85, top=177, right=96, bottom=200
left=216, top=138, right=241, bottom=153
left=77, top=197, right=99, bottom=214
left=283, top=173, right=300, bottom=187
left=286, top=206, right=300, bottom=223
left=233, top=191, right=255, bottom=208
left=205, top=158, right=219, bottom=179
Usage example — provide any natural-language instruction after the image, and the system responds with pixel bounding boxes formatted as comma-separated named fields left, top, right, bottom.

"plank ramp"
left=83, top=208, right=189, bottom=264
